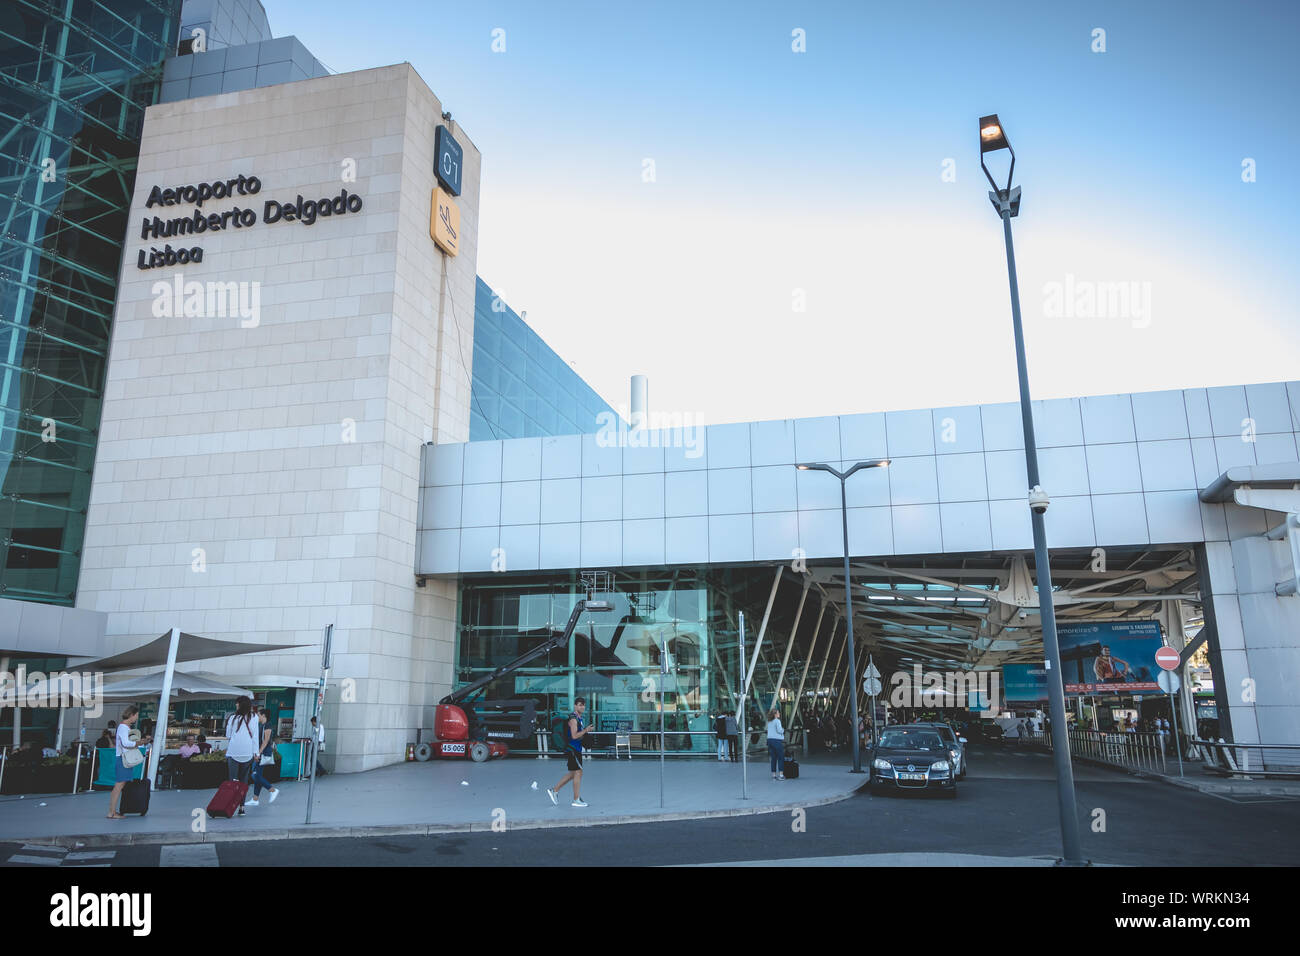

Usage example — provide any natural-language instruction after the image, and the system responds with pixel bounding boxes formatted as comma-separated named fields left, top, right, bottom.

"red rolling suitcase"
left=206, top=780, right=248, bottom=818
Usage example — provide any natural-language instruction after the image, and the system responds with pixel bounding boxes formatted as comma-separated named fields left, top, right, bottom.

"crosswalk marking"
left=160, top=844, right=218, bottom=867
left=6, top=846, right=117, bottom=867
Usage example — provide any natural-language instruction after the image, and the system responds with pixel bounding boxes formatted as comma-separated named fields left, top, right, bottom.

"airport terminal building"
left=3, top=0, right=1299, bottom=770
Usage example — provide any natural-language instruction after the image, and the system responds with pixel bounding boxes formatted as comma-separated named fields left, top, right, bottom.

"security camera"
left=1017, top=609, right=1029, bottom=620
left=1028, top=485, right=1050, bottom=515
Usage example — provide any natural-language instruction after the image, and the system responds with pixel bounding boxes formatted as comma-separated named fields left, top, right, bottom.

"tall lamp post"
left=980, top=114, right=1085, bottom=865
left=796, top=459, right=889, bottom=773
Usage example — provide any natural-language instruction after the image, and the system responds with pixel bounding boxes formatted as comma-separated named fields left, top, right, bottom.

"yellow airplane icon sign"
left=431, top=186, right=459, bottom=256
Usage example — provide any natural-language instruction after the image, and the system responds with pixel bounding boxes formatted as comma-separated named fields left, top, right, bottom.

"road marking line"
left=20, top=844, right=64, bottom=854
left=160, top=844, right=218, bottom=867
left=7, top=854, right=62, bottom=866
left=65, top=851, right=116, bottom=860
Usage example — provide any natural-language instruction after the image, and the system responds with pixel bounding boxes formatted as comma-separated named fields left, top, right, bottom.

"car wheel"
left=414, top=742, right=433, bottom=762
left=469, top=741, right=489, bottom=762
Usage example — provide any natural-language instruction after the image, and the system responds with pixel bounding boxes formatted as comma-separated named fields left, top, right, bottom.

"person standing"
left=246, top=709, right=280, bottom=806
left=724, top=711, right=738, bottom=762
left=224, top=697, right=258, bottom=816
left=310, top=716, right=327, bottom=776
left=766, top=709, right=786, bottom=780
left=713, top=712, right=727, bottom=761
left=107, top=705, right=150, bottom=819
left=546, top=697, right=595, bottom=808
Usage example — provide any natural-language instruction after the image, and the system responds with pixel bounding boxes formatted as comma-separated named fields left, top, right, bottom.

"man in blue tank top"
left=546, top=697, right=595, bottom=808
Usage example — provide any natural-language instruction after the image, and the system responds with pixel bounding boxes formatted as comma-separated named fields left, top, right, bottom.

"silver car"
left=909, top=722, right=968, bottom=778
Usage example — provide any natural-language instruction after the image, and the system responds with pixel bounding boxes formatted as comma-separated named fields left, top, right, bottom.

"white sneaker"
left=546, top=788, right=558, bottom=806
left=571, top=799, right=588, bottom=808
left=247, top=798, right=259, bottom=807
left=779, top=774, right=785, bottom=780
left=267, top=789, right=278, bottom=804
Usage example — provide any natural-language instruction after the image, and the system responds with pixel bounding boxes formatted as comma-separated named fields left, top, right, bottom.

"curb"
left=15, top=778, right=869, bottom=850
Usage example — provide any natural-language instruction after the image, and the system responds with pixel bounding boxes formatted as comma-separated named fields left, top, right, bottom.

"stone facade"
left=77, top=63, right=480, bottom=771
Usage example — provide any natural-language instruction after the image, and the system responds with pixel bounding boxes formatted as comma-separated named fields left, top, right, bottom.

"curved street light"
left=795, top=459, right=889, bottom=773
left=979, top=113, right=1085, bottom=865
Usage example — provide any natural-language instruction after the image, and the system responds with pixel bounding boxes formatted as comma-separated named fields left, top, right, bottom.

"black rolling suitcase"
left=119, top=778, right=151, bottom=815
left=783, top=758, right=799, bottom=779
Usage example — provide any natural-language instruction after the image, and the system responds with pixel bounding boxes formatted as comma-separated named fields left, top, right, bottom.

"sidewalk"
left=0, top=752, right=866, bottom=849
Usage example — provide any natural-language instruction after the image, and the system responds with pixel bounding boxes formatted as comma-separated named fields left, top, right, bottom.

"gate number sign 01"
left=435, top=125, right=462, bottom=196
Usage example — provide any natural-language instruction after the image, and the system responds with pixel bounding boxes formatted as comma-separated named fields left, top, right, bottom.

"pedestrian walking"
left=724, top=711, right=738, bottom=761
left=246, top=709, right=280, bottom=806
left=107, top=705, right=150, bottom=819
left=713, top=712, right=727, bottom=761
left=766, top=709, right=786, bottom=780
left=224, top=697, right=258, bottom=816
left=547, top=697, right=595, bottom=807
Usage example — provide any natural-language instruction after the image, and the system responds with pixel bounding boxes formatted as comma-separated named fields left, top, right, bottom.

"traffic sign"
left=1155, top=646, right=1180, bottom=670
left=862, top=676, right=882, bottom=696
left=864, top=660, right=881, bottom=679
left=1157, top=670, right=1181, bottom=694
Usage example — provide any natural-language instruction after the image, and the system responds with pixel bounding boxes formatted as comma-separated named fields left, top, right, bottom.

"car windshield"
left=930, top=725, right=956, bottom=742
left=879, top=732, right=944, bottom=750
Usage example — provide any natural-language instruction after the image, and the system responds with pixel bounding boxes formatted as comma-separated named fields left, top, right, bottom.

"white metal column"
left=736, top=566, right=783, bottom=724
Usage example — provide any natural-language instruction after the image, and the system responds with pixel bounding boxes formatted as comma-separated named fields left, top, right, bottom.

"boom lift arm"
left=439, top=596, right=612, bottom=707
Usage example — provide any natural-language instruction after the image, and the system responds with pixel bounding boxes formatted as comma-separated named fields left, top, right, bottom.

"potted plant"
left=179, top=749, right=230, bottom=789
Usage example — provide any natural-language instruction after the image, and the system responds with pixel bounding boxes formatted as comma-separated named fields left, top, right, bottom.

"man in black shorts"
left=546, top=697, right=595, bottom=808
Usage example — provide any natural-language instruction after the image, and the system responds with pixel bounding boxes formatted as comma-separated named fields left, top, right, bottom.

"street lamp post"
left=980, top=114, right=1085, bottom=865
left=796, top=459, right=889, bottom=773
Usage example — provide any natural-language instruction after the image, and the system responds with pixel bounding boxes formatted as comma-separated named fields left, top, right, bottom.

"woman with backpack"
left=224, top=697, right=258, bottom=816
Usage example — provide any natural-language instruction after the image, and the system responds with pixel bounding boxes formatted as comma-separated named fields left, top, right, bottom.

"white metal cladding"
left=415, top=382, right=1300, bottom=575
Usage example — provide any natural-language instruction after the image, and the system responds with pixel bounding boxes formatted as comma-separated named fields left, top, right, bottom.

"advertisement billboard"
left=1057, top=620, right=1164, bottom=694
left=1002, top=663, right=1048, bottom=702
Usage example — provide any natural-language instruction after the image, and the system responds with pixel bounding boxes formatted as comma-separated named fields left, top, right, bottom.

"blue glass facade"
left=470, top=277, right=616, bottom=441
left=0, top=0, right=182, bottom=605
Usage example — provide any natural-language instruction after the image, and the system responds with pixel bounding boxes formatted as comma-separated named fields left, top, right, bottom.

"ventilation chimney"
left=630, top=375, right=648, bottom=429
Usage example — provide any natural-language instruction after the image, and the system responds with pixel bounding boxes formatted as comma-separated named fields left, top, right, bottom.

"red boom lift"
left=417, top=593, right=613, bottom=762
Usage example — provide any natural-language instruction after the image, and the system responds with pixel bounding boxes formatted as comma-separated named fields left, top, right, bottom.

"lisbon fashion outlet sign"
left=135, top=173, right=364, bottom=269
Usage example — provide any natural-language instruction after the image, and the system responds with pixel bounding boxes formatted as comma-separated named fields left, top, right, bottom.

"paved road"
left=6, top=747, right=1298, bottom=867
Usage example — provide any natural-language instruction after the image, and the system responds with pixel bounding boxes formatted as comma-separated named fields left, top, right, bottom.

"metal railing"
left=533, top=729, right=721, bottom=758
left=1190, top=739, right=1300, bottom=777
left=1063, top=729, right=1177, bottom=774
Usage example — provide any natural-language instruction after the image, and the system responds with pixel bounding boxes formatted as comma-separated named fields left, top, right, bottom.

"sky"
left=267, top=0, right=1299, bottom=425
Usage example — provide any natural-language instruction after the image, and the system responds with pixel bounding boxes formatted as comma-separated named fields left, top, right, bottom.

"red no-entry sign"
left=1155, top=646, right=1180, bottom=670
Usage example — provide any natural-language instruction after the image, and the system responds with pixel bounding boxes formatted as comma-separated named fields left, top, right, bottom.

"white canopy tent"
left=99, top=671, right=253, bottom=701
left=76, top=629, right=309, bottom=787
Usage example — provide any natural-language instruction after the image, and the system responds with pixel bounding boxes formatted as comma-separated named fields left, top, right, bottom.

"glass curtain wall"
left=470, top=277, right=617, bottom=441
left=455, top=568, right=826, bottom=756
left=0, top=0, right=181, bottom=604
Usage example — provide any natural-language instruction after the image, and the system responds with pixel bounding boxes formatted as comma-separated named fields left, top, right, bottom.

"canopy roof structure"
left=80, top=632, right=308, bottom=673
left=99, top=670, right=252, bottom=701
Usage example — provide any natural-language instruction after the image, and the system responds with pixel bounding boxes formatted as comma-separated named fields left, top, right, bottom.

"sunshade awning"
left=100, top=670, right=253, bottom=701
left=81, top=632, right=309, bottom=673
